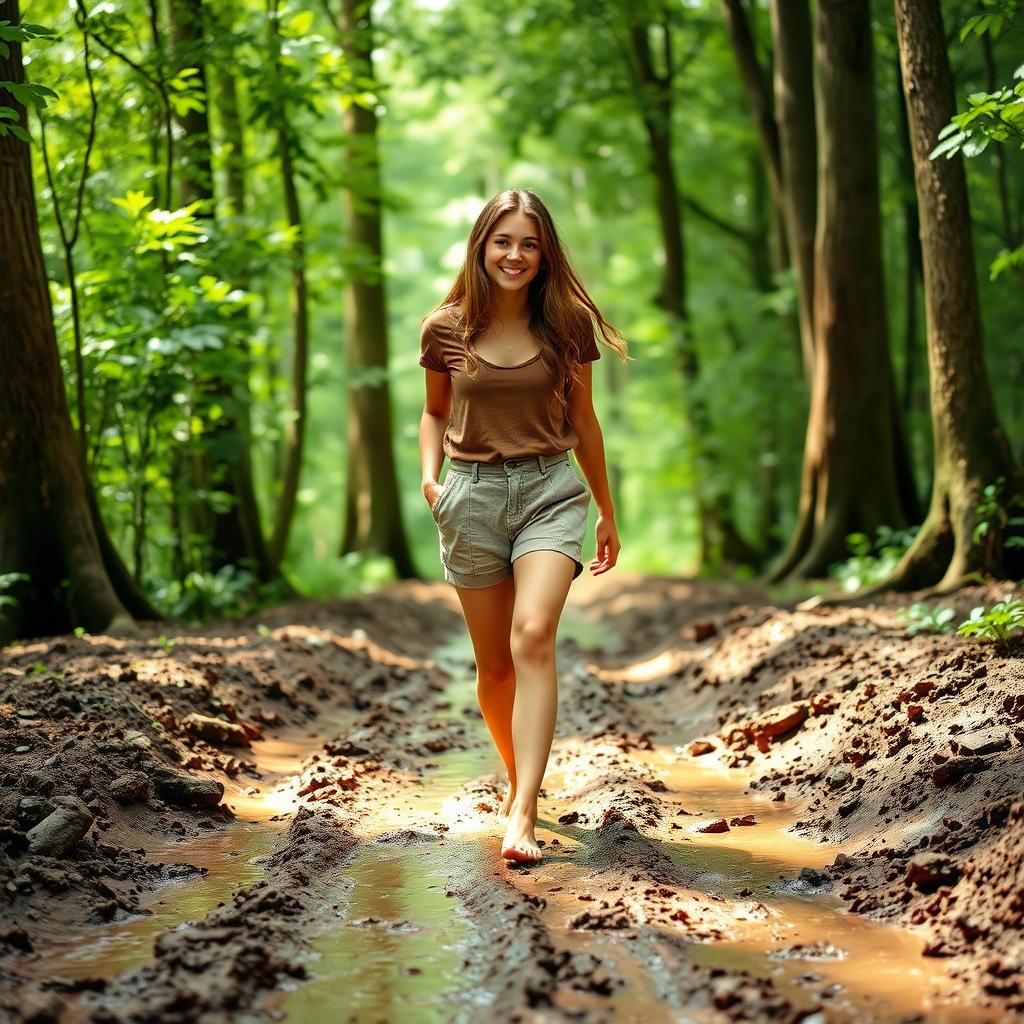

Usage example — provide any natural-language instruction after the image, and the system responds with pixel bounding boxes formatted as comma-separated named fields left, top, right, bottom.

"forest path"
left=2, top=575, right=1020, bottom=1022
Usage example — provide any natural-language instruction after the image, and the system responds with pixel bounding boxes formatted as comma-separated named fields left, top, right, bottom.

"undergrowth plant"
left=973, top=475, right=1024, bottom=569
left=896, top=602, right=957, bottom=635
left=956, top=597, right=1024, bottom=650
left=830, top=525, right=920, bottom=592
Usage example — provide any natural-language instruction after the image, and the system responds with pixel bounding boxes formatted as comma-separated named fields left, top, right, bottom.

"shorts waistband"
left=447, top=451, right=570, bottom=478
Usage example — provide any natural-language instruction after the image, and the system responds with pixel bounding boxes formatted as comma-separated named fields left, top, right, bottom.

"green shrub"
left=896, top=602, right=957, bottom=635
left=830, top=525, right=919, bottom=592
left=956, top=598, right=1024, bottom=649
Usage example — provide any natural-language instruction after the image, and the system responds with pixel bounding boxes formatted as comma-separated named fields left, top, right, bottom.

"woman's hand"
left=590, top=513, right=620, bottom=575
left=423, top=480, right=446, bottom=512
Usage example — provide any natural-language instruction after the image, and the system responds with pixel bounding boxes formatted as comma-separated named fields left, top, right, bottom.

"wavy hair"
left=429, top=188, right=630, bottom=414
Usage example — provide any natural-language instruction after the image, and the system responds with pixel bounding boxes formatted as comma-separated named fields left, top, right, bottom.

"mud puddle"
left=22, top=708, right=360, bottom=993
left=19, top=598, right=1007, bottom=1021
left=263, top=610, right=992, bottom=1022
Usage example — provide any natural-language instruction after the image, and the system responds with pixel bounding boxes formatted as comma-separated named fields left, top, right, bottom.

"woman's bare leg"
left=501, top=549, right=575, bottom=862
left=454, top=576, right=518, bottom=814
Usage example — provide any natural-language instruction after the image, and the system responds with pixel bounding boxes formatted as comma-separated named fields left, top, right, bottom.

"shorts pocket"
left=557, top=461, right=588, bottom=498
left=430, top=472, right=462, bottom=521
left=437, top=474, right=475, bottom=577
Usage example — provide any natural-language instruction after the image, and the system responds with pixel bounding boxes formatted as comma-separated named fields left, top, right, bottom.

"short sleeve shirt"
left=419, top=305, right=600, bottom=464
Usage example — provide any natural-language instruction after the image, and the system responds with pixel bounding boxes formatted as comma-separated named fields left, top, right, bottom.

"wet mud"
left=1, top=574, right=1021, bottom=1021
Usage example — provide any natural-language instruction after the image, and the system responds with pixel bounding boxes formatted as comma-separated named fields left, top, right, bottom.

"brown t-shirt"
left=419, top=305, right=601, bottom=464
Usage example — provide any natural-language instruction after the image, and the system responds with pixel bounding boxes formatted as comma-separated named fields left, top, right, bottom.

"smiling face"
left=483, top=210, right=544, bottom=293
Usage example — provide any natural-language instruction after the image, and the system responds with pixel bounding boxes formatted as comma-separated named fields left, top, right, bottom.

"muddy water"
left=269, top=611, right=994, bottom=1022
left=24, top=710, right=358, bottom=988
left=27, top=608, right=999, bottom=1022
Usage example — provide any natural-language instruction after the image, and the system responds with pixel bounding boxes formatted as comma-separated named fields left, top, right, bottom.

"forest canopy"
left=1, top=0, right=1023, bottom=642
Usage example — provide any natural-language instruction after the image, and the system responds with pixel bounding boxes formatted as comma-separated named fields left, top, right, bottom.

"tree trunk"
left=170, top=0, right=278, bottom=583
left=769, top=0, right=915, bottom=582
left=0, top=4, right=134, bottom=643
left=335, top=0, right=416, bottom=577
left=769, top=0, right=817, bottom=381
left=720, top=0, right=788, bottom=270
left=884, top=0, right=1022, bottom=590
left=623, top=8, right=757, bottom=570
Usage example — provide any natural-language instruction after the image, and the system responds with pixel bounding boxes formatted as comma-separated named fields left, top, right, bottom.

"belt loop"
left=538, top=453, right=547, bottom=477
left=472, top=462, right=479, bottom=482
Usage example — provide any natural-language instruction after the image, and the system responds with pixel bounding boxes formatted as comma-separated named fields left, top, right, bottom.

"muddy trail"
left=1, top=574, right=1022, bottom=1023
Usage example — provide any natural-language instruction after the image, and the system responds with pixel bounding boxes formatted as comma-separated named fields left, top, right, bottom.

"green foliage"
left=0, top=19, right=58, bottom=140
left=896, top=602, right=957, bottom=635
left=973, top=476, right=1024, bottom=560
left=930, top=82, right=1024, bottom=161
left=956, top=597, right=1024, bottom=647
left=829, top=525, right=920, bottom=593
left=154, top=565, right=259, bottom=623
left=0, top=572, right=30, bottom=610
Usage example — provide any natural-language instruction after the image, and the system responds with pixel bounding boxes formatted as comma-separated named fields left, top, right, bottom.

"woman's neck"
left=489, top=288, right=530, bottom=325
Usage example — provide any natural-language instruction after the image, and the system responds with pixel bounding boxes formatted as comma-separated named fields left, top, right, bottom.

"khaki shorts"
left=429, top=451, right=591, bottom=588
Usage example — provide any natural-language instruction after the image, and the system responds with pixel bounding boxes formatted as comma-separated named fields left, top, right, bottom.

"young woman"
left=418, top=188, right=628, bottom=864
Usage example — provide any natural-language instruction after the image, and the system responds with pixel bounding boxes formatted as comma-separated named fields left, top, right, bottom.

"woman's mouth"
left=499, top=266, right=525, bottom=277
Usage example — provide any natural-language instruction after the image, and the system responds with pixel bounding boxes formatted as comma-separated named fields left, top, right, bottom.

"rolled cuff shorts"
left=429, top=451, right=591, bottom=588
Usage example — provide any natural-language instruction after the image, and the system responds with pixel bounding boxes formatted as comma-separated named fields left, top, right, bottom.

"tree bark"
left=170, top=0, right=278, bottom=583
left=720, top=0, right=788, bottom=272
left=0, top=4, right=134, bottom=643
left=769, top=0, right=817, bottom=381
left=884, top=0, right=1022, bottom=590
left=623, top=8, right=759, bottom=570
left=335, top=0, right=416, bottom=577
left=769, top=0, right=916, bottom=582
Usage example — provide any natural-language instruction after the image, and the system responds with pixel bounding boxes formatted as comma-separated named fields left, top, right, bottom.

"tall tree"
left=720, top=0, right=785, bottom=267
left=769, top=0, right=917, bottom=581
left=769, top=0, right=817, bottom=381
left=266, top=0, right=312, bottom=566
left=882, top=0, right=1022, bottom=590
left=621, top=3, right=761, bottom=569
left=334, top=0, right=416, bottom=576
left=0, top=4, right=135, bottom=643
left=170, top=0, right=278, bottom=583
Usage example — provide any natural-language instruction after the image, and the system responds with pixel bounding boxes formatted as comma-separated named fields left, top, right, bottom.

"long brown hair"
left=429, top=188, right=630, bottom=414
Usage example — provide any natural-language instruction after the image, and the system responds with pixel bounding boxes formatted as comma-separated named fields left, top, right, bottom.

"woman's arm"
left=567, top=362, right=620, bottom=574
left=420, top=367, right=452, bottom=504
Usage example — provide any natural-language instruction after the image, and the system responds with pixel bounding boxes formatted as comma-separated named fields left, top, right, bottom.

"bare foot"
left=501, top=808, right=542, bottom=864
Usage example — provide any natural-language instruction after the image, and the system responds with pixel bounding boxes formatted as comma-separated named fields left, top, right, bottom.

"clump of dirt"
left=0, top=582, right=462, bottom=1021
left=573, top=573, right=1024, bottom=1016
left=2, top=572, right=1021, bottom=1021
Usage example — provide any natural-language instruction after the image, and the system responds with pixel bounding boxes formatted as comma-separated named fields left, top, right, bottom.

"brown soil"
left=0, top=574, right=1021, bottom=1022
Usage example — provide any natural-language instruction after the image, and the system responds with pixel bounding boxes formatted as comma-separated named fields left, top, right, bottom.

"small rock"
left=688, top=740, right=715, bottom=757
left=152, top=769, right=224, bottom=808
left=124, top=730, right=153, bottom=751
left=798, top=867, right=825, bottom=886
left=826, top=766, right=852, bottom=790
left=932, top=756, right=987, bottom=787
left=905, top=853, right=961, bottom=894
left=26, top=797, right=94, bottom=857
left=109, top=773, right=152, bottom=804
left=729, top=814, right=756, bottom=827
left=182, top=713, right=250, bottom=748
left=951, top=728, right=1011, bottom=758
left=696, top=818, right=730, bottom=834
left=17, top=798, right=53, bottom=830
